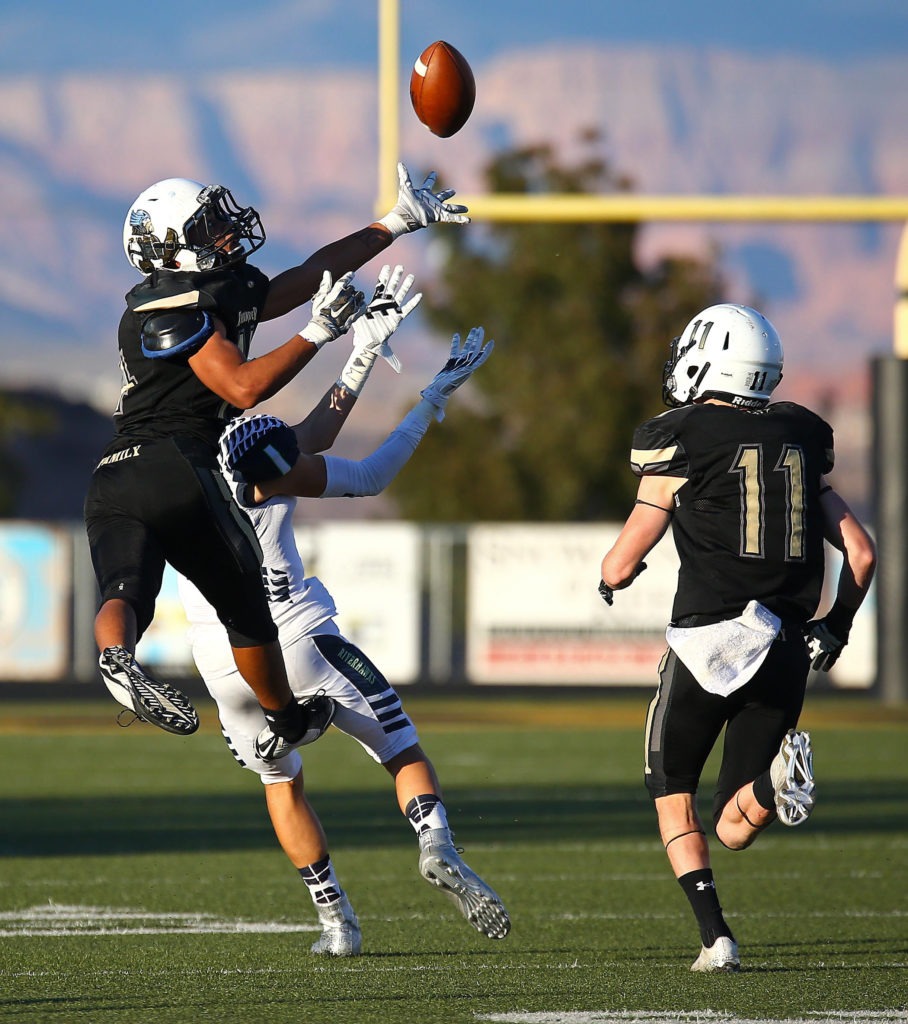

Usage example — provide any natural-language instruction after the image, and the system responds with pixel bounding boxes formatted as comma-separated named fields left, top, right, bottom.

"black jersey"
left=630, top=402, right=834, bottom=625
left=109, top=262, right=270, bottom=451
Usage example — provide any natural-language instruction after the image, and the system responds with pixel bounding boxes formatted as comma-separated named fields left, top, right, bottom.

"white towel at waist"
left=666, top=600, right=782, bottom=697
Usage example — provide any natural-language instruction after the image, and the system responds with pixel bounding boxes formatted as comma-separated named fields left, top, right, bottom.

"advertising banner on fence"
left=136, top=564, right=196, bottom=675
left=466, top=523, right=679, bottom=685
left=132, top=522, right=423, bottom=685
left=0, top=522, right=70, bottom=680
left=297, top=521, right=422, bottom=685
left=465, top=523, right=874, bottom=689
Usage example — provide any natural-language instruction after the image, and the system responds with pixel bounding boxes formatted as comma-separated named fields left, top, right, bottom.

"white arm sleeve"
left=320, top=399, right=436, bottom=498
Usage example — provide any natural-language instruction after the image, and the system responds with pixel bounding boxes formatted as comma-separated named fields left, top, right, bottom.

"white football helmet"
left=662, top=303, right=783, bottom=409
left=123, top=178, right=265, bottom=275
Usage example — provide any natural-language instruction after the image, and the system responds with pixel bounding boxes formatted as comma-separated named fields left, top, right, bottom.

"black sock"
left=261, top=698, right=304, bottom=741
left=752, top=770, right=776, bottom=812
left=678, top=868, right=734, bottom=947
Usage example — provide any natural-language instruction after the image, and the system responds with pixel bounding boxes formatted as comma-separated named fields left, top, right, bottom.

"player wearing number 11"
left=599, top=303, right=875, bottom=973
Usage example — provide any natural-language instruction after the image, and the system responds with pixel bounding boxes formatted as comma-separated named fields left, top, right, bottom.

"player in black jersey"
left=84, top=166, right=469, bottom=752
left=600, top=303, right=876, bottom=972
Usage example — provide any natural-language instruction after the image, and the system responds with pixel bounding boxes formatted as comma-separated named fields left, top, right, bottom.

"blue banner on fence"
left=0, top=523, right=70, bottom=681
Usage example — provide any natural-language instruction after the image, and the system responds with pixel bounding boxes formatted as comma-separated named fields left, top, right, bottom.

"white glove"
left=338, top=265, right=421, bottom=395
left=377, top=162, right=470, bottom=239
left=299, top=270, right=365, bottom=348
left=420, top=327, right=493, bottom=421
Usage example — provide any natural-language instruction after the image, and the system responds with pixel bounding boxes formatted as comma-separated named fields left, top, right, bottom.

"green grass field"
left=0, top=693, right=905, bottom=1024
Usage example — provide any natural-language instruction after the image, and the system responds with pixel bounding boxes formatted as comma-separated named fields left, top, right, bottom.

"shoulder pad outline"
left=141, top=310, right=214, bottom=359
left=630, top=410, right=690, bottom=477
left=127, top=272, right=220, bottom=314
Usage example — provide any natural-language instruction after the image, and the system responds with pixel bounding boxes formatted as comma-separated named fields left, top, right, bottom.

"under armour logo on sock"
left=696, top=880, right=716, bottom=891
left=405, top=793, right=449, bottom=836
left=299, top=855, right=343, bottom=907
left=405, top=794, right=440, bottom=822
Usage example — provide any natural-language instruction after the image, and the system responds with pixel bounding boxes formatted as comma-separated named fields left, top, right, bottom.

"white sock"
left=298, top=854, right=343, bottom=907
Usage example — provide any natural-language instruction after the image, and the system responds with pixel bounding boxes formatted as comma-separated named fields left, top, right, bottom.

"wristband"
left=823, top=599, right=857, bottom=639
left=377, top=211, right=411, bottom=240
left=337, top=351, right=375, bottom=396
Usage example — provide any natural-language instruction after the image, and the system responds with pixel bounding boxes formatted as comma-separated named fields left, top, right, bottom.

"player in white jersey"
left=178, top=270, right=509, bottom=954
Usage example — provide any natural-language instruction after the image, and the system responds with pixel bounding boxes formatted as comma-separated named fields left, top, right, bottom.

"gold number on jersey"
left=731, top=444, right=806, bottom=561
left=732, top=446, right=764, bottom=556
left=776, top=445, right=806, bottom=560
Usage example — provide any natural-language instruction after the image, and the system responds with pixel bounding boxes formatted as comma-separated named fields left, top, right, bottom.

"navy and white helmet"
left=219, top=415, right=300, bottom=484
left=662, top=303, right=784, bottom=409
left=123, top=178, right=265, bottom=275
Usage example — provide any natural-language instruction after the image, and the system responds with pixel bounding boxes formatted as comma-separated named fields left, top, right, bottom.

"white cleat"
left=310, top=896, right=362, bottom=957
left=770, top=729, right=816, bottom=826
left=99, top=645, right=199, bottom=736
left=691, top=935, right=740, bottom=973
left=418, top=829, right=510, bottom=940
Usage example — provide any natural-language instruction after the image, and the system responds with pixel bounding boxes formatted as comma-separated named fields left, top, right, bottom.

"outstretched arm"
left=261, top=226, right=393, bottom=323
left=189, top=271, right=363, bottom=408
left=292, top=384, right=358, bottom=456
left=261, top=163, right=469, bottom=322
left=293, top=264, right=419, bottom=454
left=249, top=328, right=493, bottom=502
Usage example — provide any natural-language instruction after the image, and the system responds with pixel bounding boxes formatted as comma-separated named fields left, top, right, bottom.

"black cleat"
left=254, top=692, right=336, bottom=761
left=99, top=645, right=199, bottom=736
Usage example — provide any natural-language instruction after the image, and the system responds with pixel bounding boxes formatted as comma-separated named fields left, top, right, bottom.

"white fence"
left=0, top=520, right=875, bottom=689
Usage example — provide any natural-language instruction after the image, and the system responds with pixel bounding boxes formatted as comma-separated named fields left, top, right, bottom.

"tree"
left=390, top=137, right=726, bottom=521
left=0, top=396, right=50, bottom=515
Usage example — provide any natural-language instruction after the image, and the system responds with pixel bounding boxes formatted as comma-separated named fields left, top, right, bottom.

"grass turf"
left=0, top=694, right=905, bottom=1023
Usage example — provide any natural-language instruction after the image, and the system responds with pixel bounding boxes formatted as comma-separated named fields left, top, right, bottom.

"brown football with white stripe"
left=409, top=41, right=476, bottom=138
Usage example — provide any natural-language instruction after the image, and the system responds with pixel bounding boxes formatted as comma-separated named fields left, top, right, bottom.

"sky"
left=2, top=0, right=907, bottom=424
left=3, top=0, right=908, bottom=74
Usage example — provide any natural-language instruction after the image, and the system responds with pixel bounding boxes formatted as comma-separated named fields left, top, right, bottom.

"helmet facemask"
left=182, top=185, right=265, bottom=271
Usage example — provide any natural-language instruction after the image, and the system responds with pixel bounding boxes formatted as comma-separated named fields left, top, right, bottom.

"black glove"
left=804, top=600, right=855, bottom=671
left=598, top=562, right=647, bottom=607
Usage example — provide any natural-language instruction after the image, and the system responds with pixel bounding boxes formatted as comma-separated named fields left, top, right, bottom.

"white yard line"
left=475, top=1013, right=908, bottom=1024
left=0, top=903, right=317, bottom=937
left=0, top=901, right=905, bottom=939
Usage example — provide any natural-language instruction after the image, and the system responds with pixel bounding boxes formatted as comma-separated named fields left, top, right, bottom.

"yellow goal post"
left=377, top=0, right=908, bottom=355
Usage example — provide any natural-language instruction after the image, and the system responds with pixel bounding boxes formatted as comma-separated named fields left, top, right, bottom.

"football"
left=409, top=41, right=476, bottom=138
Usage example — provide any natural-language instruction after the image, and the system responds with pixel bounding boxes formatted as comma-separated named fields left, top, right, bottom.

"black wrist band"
left=824, top=599, right=857, bottom=638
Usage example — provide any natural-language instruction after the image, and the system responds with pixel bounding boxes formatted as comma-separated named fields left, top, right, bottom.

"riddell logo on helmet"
left=731, top=395, right=766, bottom=408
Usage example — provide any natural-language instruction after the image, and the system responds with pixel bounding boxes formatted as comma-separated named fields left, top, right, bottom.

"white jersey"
left=177, top=484, right=418, bottom=785
left=178, top=492, right=336, bottom=646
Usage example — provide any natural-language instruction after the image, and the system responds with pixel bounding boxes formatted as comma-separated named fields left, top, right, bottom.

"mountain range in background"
left=1, top=43, right=905, bottom=516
